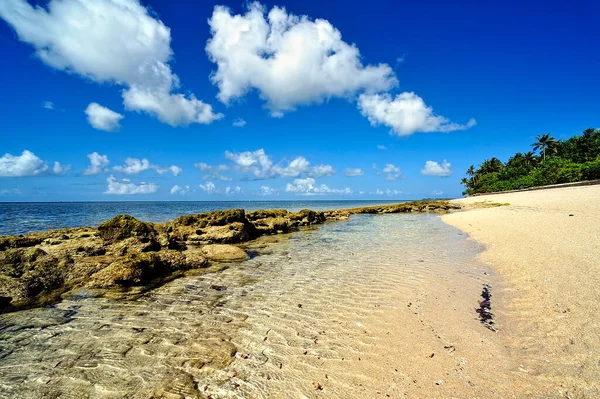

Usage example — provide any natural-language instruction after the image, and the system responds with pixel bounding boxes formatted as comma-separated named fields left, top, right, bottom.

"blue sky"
left=0, top=0, right=598, bottom=201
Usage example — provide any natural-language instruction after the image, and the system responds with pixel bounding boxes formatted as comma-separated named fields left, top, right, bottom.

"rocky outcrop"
left=0, top=200, right=459, bottom=312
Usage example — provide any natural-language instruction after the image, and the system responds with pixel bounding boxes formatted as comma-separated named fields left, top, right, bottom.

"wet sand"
left=442, top=185, right=600, bottom=398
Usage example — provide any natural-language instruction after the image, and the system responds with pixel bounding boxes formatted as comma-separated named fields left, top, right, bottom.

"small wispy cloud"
left=232, top=118, right=246, bottom=127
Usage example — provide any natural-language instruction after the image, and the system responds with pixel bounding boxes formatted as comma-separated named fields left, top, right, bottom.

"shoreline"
left=441, top=185, right=600, bottom=397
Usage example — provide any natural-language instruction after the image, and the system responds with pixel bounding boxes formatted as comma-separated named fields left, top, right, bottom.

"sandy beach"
left=442, top=185, right=600, bottom=398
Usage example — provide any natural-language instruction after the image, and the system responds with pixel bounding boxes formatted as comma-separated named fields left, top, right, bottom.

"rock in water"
left=200, top=244, right=247, bottom=262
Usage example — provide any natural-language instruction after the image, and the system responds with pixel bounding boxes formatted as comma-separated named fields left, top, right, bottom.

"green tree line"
left=461, top=128, right=600, bottom=195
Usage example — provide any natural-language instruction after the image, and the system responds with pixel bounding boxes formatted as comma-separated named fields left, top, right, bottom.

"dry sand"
left=442, top=185, right=600, bottom=398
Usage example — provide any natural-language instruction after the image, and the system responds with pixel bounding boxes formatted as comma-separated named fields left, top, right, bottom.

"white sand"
left=442, top=185, right=600, bottom=398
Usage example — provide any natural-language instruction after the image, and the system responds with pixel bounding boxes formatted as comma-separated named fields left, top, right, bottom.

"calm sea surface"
left=0, top=213, right=489, bottom=398
left=0, top=200, right=405, bottom=236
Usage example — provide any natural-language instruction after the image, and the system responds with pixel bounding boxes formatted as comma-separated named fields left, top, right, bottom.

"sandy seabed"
left=442, top=185, right=600, bottom=398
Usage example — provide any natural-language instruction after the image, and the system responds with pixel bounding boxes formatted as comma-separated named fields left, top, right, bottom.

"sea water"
left=0, top=200, right=405, bottom=236
left=0, top=212, right=495, bottom=398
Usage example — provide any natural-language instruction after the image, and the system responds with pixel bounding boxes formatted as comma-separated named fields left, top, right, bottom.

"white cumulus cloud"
left=52, top=161, right=70, bottom=175
left=83, top=152, right=110, bottom=176
left=199, top=181, right=217, bottom=195
left=358, top=92, right=476, bottom=136
left=206, top=3, right=397, bottom=116
left=85, top=102, right=124, bottom=131
left=194, top=162, right=231, bottom=181
left=259, top=185, right=278, bottom=196
left=113, top=158, right=182, bottom=176
left=421, top=160, right=452, bottom=177
left=382, top=163, right=403, bottom=181
left=170, top=185, right=190, bottom=195
left=375, top=188, right=403, bottom=196
left=285, top=177, right=351, bottom=195
left=0, top=0, right=222, bottom=127
left=224, top=149, right=335, bottom=180
left=0, top=188, right=21, bottom=196
left=0, top=150, right=66, bottom=177
left=105, top=175, right=158, bottom=194
left=199, top=181, right=242, bottom=195
left=344, top=168, right=364, bottom=177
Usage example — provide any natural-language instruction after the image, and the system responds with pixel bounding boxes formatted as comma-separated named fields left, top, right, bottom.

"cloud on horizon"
left=199, top=181, right=242, bottom=195
left=105, top=175, right=158, bottom=194
left=0, top=150, right=69, bottom=177
left=285, top=177, right=351, bottom=195
left=195, top=149, right=336, bottom=181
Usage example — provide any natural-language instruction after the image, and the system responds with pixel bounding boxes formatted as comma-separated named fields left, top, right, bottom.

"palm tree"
left=507, top=152, right=524, bottom=168
left=479, top=158, right=503, bottom=174
left=532, top=133, right=557, bottom=161
left=466, top=165, right=475, bottom=177
left=523, top=151, right=537, bottom=167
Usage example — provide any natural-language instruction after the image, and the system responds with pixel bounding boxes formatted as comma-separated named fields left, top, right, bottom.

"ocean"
left=0, top=200, right=405, bottom=236
left=0, top=212, right=488, bottom=398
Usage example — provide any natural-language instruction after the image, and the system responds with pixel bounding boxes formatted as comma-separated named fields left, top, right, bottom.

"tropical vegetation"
left=461, top=128, right=600, bottom=195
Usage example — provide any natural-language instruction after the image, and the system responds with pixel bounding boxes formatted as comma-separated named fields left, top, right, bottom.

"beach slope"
left=442, top=185, right=600, bottom=398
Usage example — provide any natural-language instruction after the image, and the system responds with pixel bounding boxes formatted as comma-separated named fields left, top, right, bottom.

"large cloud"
left=0, top=150, right=68, bottom=177
left=105, top=175, right=158, bottom=194
left=421, top=160, right=452, bottom=177
left=0, top=0, right=222, bottom=126
left=206, top=3, right=397, bottom=116
left=358, top=92, right=477, bottom=136
left=85, top=103, right=124, bottom=131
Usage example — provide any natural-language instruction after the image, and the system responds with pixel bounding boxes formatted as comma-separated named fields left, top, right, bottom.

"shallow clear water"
left=0, top=200, right=405, bottom=236
left=0, top=213, right=492, bottom=398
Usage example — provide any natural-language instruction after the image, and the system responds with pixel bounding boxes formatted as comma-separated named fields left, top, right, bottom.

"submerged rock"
left=0, top=200, right=459, bottom=312
left=200, top=244, right=247, bottom=262
left=87, top=251, right=188, bottom=288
